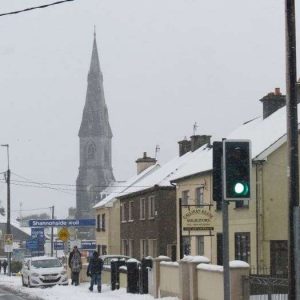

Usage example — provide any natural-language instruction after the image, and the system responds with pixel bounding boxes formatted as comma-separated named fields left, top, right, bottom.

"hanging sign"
left=182, top=207, right=214, bottom=231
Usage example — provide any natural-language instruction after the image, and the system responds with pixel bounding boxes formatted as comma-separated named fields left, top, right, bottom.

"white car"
left=21, top=256, right=68, bottom=287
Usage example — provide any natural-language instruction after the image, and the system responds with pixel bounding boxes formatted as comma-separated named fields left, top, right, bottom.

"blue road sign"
left=26, top=239, right=38, bottom=250
left=31, top=227, right=45, bottom=240
left=81, top=240, right=96, bottom=250
left=29, top=219, right=96, bottom=227
left=54, top=241, right=64, bottom=250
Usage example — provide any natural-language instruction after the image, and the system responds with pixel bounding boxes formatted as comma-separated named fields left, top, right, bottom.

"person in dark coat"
left=2, top=260, right=7, bottom=275
left=87, top=251, right=103, bottom=292
left=68, top=246, right=82, bottom=286
left=0, top=260, right=2, bottom=273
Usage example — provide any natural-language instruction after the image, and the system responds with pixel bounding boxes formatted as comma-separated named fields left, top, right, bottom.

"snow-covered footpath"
left=0, top=274, right=178, bottom=300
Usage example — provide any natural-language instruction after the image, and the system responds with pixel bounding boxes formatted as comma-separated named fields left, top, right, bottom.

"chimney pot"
left=274, top=88, right=281, bottom=96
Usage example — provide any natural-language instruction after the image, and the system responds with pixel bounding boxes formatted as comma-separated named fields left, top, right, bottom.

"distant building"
left=76, top=32, right=115, bottom=239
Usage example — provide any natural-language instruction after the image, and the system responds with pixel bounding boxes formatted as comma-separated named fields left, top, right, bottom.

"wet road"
left=0, top=286, right=38, bottom=300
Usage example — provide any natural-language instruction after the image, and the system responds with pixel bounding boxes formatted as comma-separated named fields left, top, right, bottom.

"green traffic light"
left=234, top=182, right=249, bottom=196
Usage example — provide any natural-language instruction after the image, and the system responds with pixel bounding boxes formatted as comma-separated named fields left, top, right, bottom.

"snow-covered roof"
left=118, top=150, right=199, bottom=197
left=172, top=104, right=294, bottom=181
left=93, top=164, right=160, bottom=208
left=0, top=215, right=31, bottom=236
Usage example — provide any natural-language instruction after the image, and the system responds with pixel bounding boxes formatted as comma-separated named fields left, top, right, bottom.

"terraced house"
left=172, top=86, right=300, bottom=276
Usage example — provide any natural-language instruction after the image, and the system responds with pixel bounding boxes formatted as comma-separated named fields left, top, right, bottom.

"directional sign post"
left=29, top=219, right=96, bottom=227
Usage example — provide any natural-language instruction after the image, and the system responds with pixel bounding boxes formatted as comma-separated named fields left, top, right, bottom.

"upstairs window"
left=182, top=190, right=189, bottom=205
left=101, top=213, right=106, bottom=231
left=129, top=201, right=134, bottom=221
left=195, top=187, right=204, bottom=205
left=121, top=203, right=126, bottom=222
left=140, top=198, right=146, bottom=220
left=148, top=196, right=155, bottom=219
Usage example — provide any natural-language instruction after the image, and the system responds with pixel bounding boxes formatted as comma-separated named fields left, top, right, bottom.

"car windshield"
left=31, top=259, right=62, bottom=269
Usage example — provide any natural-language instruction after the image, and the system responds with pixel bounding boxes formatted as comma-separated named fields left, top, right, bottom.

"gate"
left=248, top=275, right=288, bottom=300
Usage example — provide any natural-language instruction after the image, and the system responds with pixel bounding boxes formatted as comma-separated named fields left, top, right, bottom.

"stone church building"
left=76, top=33, right=115, bottom=238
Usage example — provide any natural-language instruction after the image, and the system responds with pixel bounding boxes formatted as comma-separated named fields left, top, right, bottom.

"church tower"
left=76, top=32, right=115, bottom=236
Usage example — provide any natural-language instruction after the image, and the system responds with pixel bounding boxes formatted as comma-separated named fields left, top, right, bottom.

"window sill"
left=128, top=219, right=134, bottom=222
left=139, top=218, right=145, bottom=221
left=121, top=220, right=127, bottom=223
left=148, top=217, right=155, bottom=220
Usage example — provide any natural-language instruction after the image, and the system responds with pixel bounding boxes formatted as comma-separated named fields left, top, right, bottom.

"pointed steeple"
left=89, top=27, right=101, bottom=76
left=79, top=32, right=112, bottom=138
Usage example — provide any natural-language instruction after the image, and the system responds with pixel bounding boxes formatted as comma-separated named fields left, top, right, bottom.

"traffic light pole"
left=222, top=140, right=231, bottom=300
left=285, top=1, right=299, bottom=299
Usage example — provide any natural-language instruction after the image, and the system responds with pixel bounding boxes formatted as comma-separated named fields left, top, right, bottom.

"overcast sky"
left=0, top=0, right=298, bottom=218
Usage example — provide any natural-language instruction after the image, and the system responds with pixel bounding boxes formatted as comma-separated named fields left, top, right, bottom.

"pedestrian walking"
left=68, top=246, right=82, bottom=286
left=87, top=251, right=103, bottom=293
left=2, top=260, right=8, bottom=275
left=0, top=260, right=2, bottom=274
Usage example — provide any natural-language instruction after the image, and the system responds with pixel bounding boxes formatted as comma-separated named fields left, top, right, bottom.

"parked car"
left=100, top=255, right=130, bottom=268
left=21, top=256, right=68, bottom=287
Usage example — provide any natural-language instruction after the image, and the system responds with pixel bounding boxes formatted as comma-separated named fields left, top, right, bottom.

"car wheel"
left=21, top=276, right=26, bottom=287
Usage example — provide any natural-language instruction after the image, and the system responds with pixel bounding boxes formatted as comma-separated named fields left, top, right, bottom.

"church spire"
left=89, top=28, right=101, bottom=76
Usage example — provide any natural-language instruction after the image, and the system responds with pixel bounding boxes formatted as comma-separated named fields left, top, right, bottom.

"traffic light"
left=212, top=141, right=223, bottom=202
left=223, top=140, right=251, bottom=200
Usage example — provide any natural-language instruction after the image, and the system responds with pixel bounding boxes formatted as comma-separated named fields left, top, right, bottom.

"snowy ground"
left=0, top=274, right=178, bottom=300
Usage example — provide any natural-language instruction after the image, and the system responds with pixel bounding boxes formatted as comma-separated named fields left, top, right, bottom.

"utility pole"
left=1, top=144, right=11, bottom=276
left=51, top=205, right=54, bottom=257
left=285, top=1, right=299, bottom=299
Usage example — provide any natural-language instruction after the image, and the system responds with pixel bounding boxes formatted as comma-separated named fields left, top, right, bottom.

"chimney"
left=178, top=138, right=191, bottom=157
left=190, top=135, right=211, bottom=152
left=136, top=152, right=156, bottom=175
left=259, top=88, right=286, bottom=119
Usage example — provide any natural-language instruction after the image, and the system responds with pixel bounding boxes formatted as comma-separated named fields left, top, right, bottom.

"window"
left=122, top=239, right=129, bottom=256
left=235, top=200, right=249, bottom=209
left=182, top=236, right=191, bottom=256
left=195, top=187, right=204, bottom=205
left=121, top=203, right=126, bottom=222
left=129, top=240, right=134, bottom=257
left=96, top=214, right=101, bottom=231
left=182, top=190, right=189, bottom=205
left=101, top=213, right=106, bottom=231
left=196, top=236, right=204, bottom=255
left=140, top=198, right=146, bottom=219
left=148, top=239, right=157, bottom=257
left=140, top=239, right=148, bottom=258
left=235, top=232, right=250, bottom=263
left=148, top=196, right=155, bottom=219
left=102, top=245, right=107, bottom=255
left=87, top=143, right=96, bottom=159
left=129, top=201, right=134, bottom=221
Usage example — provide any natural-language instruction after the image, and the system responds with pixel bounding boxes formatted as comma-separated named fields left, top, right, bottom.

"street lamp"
left=1, top=144, right=11, bottom=276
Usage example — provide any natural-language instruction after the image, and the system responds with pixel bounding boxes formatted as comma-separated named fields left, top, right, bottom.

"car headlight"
left=60, top=270, right=67, bottom=275
left=31, top=273, right=39, bottom=277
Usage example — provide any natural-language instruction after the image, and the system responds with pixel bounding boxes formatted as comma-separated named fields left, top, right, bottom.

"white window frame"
left=148, top=196, right=155, bottom=219
left=122, top=239, right=129, bottom=256
left=140, top=198, right=146, bottom=220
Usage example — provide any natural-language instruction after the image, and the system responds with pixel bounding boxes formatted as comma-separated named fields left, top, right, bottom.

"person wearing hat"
left=68, top=246, right=82, bottom=286
left=87, top=251, right=103, bottom=292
